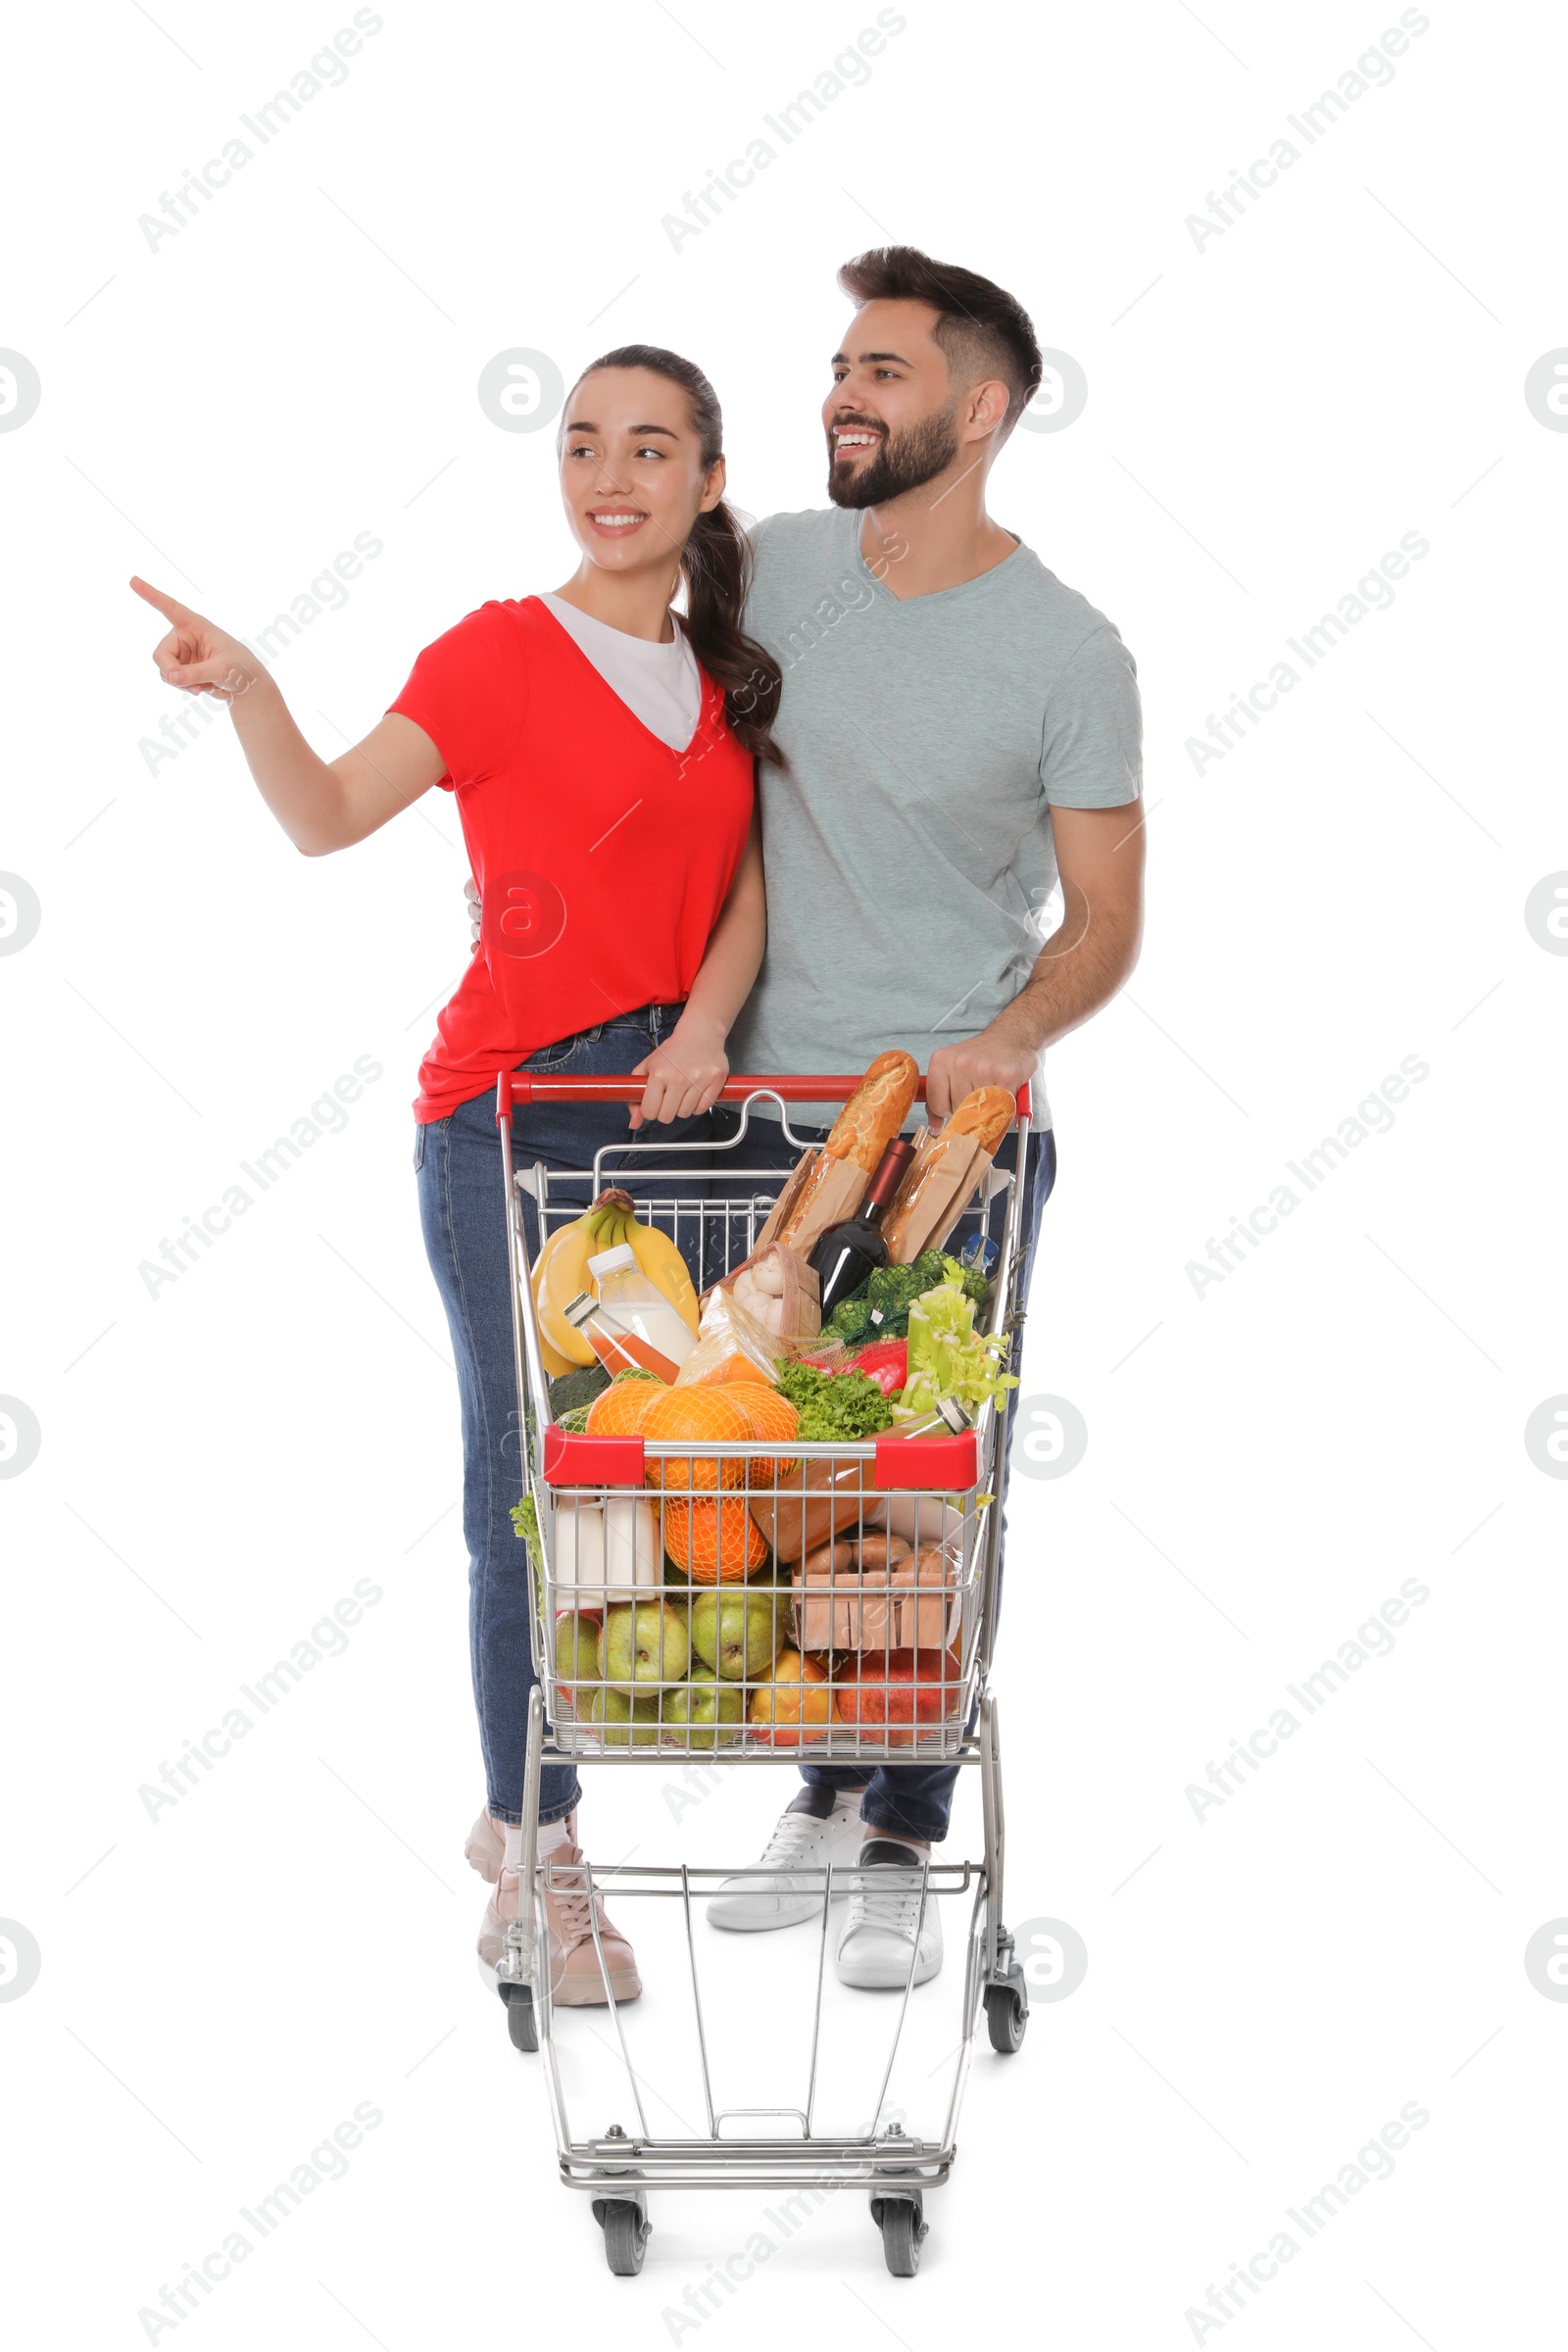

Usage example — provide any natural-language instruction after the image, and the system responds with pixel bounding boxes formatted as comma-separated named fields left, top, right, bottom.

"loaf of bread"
left=823, top=1050, right=920, bottom=1172
left=945, top=1085, right=1015, bottom=1153
left=879, top=1083, right=1015, bottom=1263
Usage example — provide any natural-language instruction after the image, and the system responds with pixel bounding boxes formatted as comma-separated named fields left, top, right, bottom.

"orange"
left=722, top=1383, right=801, bottom=1487
left=585, top=1377, right=663, bottom=1438
left=661, top=1495, right=768, bottom=1584
left=682, top=1348, right=765, bottom=1388
left=639, top=1386, right=752, bottom=1492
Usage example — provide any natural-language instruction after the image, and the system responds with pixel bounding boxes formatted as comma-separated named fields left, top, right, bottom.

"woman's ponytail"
left=577, top=345, right=786, bottom=768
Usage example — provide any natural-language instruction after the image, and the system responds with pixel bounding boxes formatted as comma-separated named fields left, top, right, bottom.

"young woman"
left=133, top=346, right=784, bottom=2005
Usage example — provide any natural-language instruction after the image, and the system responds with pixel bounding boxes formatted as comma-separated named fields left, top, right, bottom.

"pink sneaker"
left=466, top=1810, right=505, bottom=1883
left=477, top=1824, right=641, bottom=2006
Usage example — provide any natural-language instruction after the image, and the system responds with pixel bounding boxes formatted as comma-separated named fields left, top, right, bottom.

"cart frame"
left=489, top=1071, right=1036, bottom=2274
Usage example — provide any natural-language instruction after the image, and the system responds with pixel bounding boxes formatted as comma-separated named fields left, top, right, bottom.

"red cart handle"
left=498, top=1071, right=1031, bottom=1123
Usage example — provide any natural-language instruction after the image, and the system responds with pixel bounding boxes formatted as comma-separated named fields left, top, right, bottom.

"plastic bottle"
left=587, top=1243, right=698, bottom=1369
left=564, top=1292, right=680, bottom=1384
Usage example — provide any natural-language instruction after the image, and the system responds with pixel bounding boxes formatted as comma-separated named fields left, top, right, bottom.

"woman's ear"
left=699, top=454, right=727, bottom=514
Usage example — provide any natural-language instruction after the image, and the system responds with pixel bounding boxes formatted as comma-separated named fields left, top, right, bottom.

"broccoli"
left=825, top=1249, right=989, bottom=1345
left=548, top=1363, right=611, bottom=1418
left=866, top=1250, right=946, bottom=1318
left=828, top=1294, right=877, bottom=1345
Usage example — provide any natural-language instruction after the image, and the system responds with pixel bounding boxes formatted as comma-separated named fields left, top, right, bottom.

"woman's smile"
left=586, top=507, right=650, bottom=537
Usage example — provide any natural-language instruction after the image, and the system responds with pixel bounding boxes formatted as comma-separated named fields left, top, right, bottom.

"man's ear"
left=964, top=379, right=1011, bottom=441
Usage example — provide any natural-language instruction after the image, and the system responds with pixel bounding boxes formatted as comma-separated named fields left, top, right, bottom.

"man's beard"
left=826, top=400, right=959, bottom=509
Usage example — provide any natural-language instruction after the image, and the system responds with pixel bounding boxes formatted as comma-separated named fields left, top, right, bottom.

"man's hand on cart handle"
left=926, top=1026, right=1039, bottom=1131
left=629, top=1012, right=730, bottom=1130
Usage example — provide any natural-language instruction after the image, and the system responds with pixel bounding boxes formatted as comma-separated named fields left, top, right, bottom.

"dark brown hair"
left=573, top=344, right=785, bottom=767
left=837, top=246, right=1044, bottom=437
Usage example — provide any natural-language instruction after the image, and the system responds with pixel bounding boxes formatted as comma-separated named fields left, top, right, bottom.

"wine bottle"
left=808, top=1137, right=915, bottom=1317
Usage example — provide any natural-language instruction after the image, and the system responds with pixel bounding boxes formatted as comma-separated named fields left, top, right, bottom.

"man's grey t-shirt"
left=729, top=504, right=1143, bottom=1127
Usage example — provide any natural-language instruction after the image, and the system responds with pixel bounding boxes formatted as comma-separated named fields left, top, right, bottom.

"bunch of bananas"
left=533, top=1188, right=701, bottom=1374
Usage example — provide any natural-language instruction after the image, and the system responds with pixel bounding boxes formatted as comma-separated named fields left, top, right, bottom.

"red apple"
left=747, top=1648, right=838, bottom=1746
left=833, top=1648, right=961, bottom=1746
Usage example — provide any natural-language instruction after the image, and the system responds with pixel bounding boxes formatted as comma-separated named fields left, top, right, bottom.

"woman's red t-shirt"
left=388, top=597, right=755, bottom=1122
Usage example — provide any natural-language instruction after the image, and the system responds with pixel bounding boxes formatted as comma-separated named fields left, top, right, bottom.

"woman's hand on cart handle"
left=466, top=874, right=482, bottom=951
left=132, top=576, right=266, bottom=704
left=629, top=1011, right=729, bottom=1130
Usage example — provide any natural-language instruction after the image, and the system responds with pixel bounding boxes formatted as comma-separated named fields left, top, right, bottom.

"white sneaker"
left=707, top=1791, right=864, bottom=1932
left=835, top=1839, right=944, bottom=1988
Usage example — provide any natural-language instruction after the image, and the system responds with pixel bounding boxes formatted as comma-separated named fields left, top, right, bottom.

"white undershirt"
left=539, top=593, right=703, bottom=754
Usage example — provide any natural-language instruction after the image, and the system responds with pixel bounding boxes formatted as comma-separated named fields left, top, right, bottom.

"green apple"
left=554, top=1611, right=602, bottom=1708
left=589, top=1686, right=662, bottom=1746
left=688, top=1589, right=785, bottom=1681
left=602, top=1599, right=690, bottom=1693
left=662, top=1666, right=745, bottom=1750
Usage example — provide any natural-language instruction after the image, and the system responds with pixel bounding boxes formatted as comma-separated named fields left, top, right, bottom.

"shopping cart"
left=493, top=1071, right=1035, bottom=2277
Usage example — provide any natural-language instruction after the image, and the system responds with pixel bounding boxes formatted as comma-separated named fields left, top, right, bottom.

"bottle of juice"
left=564, top=1291, right=679, bottom=1384
left=586, top=1244, right=698, bottom=1370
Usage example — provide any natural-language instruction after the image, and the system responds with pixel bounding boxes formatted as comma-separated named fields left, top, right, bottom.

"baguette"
left=823, top=1050, right=920, bottom=1172
left=945, top=1085, right=1015, bottom=1153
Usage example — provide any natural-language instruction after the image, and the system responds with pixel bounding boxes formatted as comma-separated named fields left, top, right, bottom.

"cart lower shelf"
left=495, top=1689, right=1026, bottom=2275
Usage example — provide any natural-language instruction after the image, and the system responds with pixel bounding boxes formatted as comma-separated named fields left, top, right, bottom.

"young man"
left=703, top=247, right=1145, bottom=1987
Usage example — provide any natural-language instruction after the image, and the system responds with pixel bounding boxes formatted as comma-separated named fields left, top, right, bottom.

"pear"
left=553, top=1612, right=602, bottom=1710
left=688, top=1589, right=786, bottom=1681
left=662, top=1666, right=745, bottom=1750
left=602, top=1599, right=690, bottom=1693
left=589, top=1686, right=662, bottom=1747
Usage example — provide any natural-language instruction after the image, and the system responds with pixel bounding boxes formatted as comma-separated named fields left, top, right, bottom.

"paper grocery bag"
left=754, top=1149, right=819, bottom=1253
left=883, top=1130, right=998, bottom=1262
left=754, top=1152, right=868, bottom=1265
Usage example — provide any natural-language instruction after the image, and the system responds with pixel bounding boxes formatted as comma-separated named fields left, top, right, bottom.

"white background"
left=3, top=0, right=1564, bottom=2341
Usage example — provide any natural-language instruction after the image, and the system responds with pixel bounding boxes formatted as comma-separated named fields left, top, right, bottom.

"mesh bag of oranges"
left=584, top=1369, right=663, bottom=1436
left=580, top=1376, right=800, bottom=1577
left=640, top=1382, right=801, bottom=1492
left=660, top=1495, right=769, bottom=1583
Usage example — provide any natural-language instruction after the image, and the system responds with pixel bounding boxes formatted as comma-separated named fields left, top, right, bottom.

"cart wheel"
left=600, top=2198, right=650, bottom=2275
left=985, top=1981, right=1027, bottom=2054
left=874, top=2193, right=927, bottom=2277
left=500, top=1983, right=538, bottom=2053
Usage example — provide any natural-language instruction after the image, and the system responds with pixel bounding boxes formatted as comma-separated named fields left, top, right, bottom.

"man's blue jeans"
left=705, top=1109, right=1057, bottom=1843
left=415, top=1004, right=711, bottom=1826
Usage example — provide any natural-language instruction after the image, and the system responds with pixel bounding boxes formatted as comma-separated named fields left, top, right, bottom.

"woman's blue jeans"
left=415, top=1004, right=710, bottom=1826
